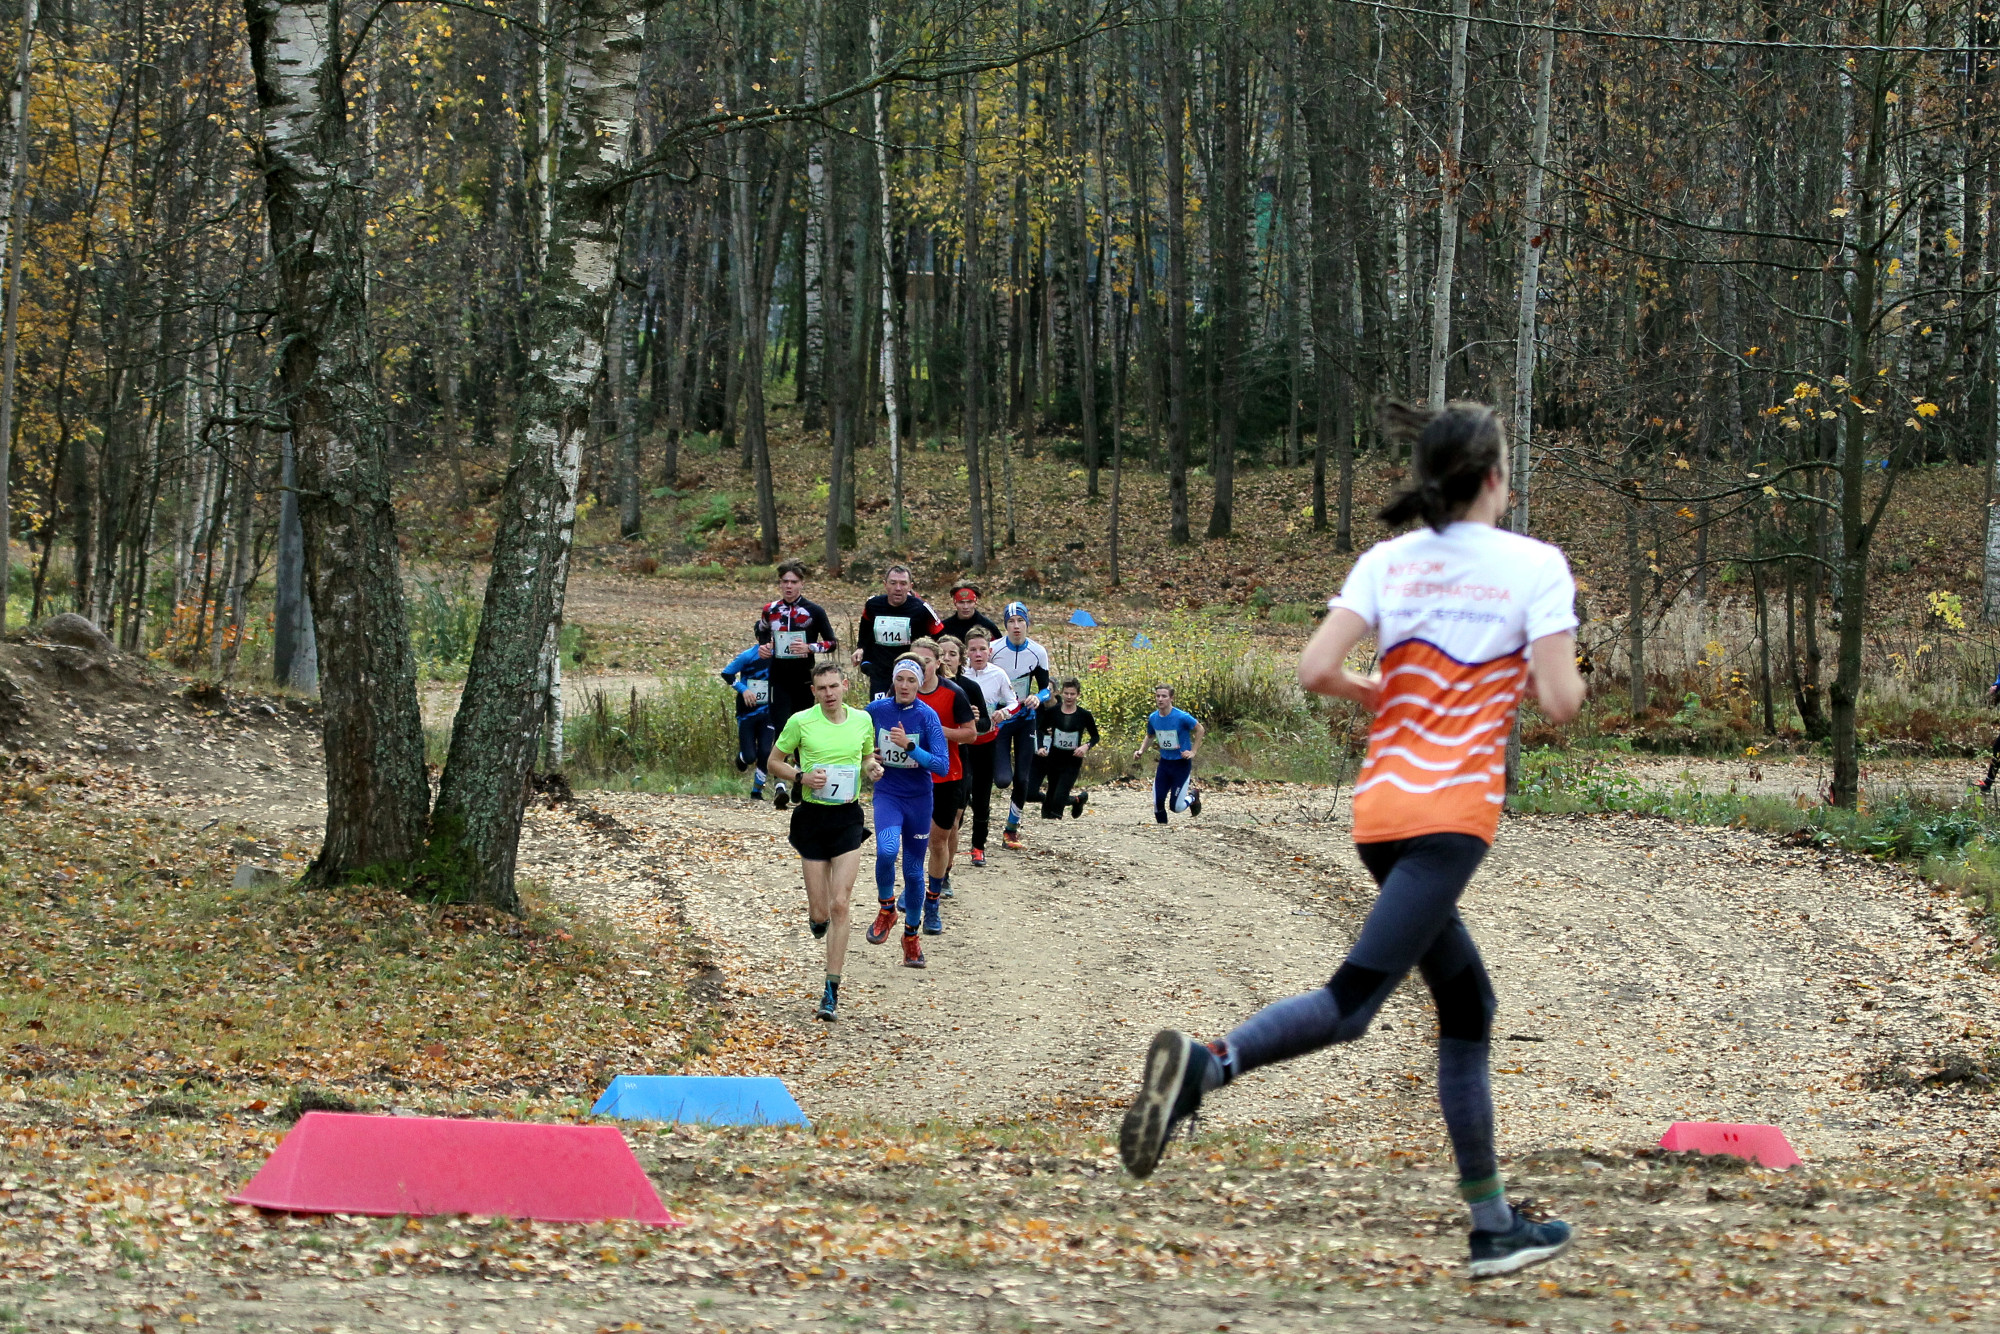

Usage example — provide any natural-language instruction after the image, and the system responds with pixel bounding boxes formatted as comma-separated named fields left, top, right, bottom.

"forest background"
left=2, top=0, right=2000, bottom=905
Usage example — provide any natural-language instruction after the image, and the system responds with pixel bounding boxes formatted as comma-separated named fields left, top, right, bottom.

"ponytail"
left=1375, top=399, right=1507, bottom=532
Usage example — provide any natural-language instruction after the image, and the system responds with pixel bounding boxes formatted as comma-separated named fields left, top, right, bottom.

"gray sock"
left=1462, top=1176, right=1514, bottom=1233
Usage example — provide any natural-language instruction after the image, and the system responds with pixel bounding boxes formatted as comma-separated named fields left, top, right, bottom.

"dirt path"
left=585, top=779, right=2000, bottom=1168
left=1588, top=752, right=1989, bottom=806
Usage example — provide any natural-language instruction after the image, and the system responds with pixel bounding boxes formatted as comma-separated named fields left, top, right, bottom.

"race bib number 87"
left=742, top=678, right=769, bottom=706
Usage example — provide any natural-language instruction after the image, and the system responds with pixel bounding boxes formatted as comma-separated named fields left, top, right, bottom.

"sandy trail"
left=579, top=778, right=2000, bottom=1168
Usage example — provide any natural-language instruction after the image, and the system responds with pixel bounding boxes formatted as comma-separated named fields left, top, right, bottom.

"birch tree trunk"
left=1160, top=10, right=1191, bottom=545
left=800, top=0, right=827, bottom=432
left=1426, top=0, right=1470, bottom=409
left=961, top=65, right=987, bottom=571
left=247, top=0, right=430, bottom=881
left=427, top=0, right=644, bottom=908
left=1508, top=7, right=1554, bottom=532
left=0, top=0, right=36, bottom=634
left=871, top=10, right=905, bottom=549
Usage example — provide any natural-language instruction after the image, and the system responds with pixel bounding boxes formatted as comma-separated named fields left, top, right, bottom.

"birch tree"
left=247, top=0, right=431, bottom=881
left=427, top=0, right=645, bottom=909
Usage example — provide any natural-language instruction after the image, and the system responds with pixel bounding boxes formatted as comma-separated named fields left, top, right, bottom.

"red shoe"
left=902, top=934, right=927, bottom=968
left=865, top=906, right=898, bottom=945
left=970, top=847, right=986, bottom=867
left=1003, top=827, right=1024, bottom=851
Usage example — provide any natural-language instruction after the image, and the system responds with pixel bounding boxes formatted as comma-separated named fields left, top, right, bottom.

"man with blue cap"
left=990, top=600, right=1052, bottom=850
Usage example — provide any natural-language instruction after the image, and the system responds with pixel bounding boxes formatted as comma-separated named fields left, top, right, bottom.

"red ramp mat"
left=1658, top=1121, right=1802, bottom=1170
left=229, top=1112, right=677, bottom=1224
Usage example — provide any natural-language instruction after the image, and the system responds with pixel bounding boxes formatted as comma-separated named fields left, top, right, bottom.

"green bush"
left=1077, top=612, right=1318, bottom=740
left=1511, top=747, right=2000, bottom=919
left=564, top=677, right=737, bottom=782
left=408, top=571, right=482, bottom=677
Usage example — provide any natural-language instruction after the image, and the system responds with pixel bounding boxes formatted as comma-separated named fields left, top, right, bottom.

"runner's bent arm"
left=768, top=747, right=803, bottom=786
left=1187, top=718, right=1206, bottom=758
left=718, top=646, right=760, bottom=688
left=809, top=604, right=838, bottom=656
left=1297, top=607, right=1380, bottom=710
left=853, top=602, right=875, bottom=665
left=1529, top=631, right=1586, bottom=723
left=911, top=707, right=951, bottom=776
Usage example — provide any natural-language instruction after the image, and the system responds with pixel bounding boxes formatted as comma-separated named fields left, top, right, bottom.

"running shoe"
left=1003, top=827, right=1024, bottom=850
left=815, top=979, right=839, bottom=1021
left=1468, top=1213, right=1573, bottom=1280
left=865, top=905, right=898, bottom=945
left=939, top=875, right=953, bottom=899
left=772, top=781, right=791, bottom=812
left=1071, top=791, right=1088, bottom=818
left=969, top=847, right=986, bottom=867
left=1188, top=791, right=1203, bottom=818
left=923, top=895, right=944, bottom=935
left=1119, top=1030, right=1214, bottom=1179
left=750, top=782, right=765, bottom=801
left=901, top=934, right=927, bottom=968
left=809, top=916, right=829, bottom=940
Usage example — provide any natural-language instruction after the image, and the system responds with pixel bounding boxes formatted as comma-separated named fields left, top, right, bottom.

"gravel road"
left=579, top=777, right=2000, bottom=1170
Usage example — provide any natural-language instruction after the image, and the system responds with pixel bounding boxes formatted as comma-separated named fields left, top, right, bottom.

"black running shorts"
left=930, top=778, right=966, bottom=822
left=788, top=800, right=868, bottom=861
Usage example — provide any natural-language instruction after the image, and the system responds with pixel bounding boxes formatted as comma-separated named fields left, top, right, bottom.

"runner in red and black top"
left=934, top=635, right=993, bottom=894
left=755, top=559, right=839, bottom=810
left=852, top=563, right=946, bottom=700
left=936, top=579, right=1003, bottom=646
left=908, top=637, right=977, bottom=937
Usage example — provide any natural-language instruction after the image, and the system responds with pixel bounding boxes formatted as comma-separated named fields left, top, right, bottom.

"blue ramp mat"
left=590, top=1076, right=811, bottom=1127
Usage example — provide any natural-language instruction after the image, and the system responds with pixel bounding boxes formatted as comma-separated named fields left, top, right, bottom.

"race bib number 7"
left=818, top=764, right=860, bottom=802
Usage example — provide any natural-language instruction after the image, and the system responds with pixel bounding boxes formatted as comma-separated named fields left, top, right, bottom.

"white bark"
left=801, top=0, right=827, bottom=427
left=1508, top=9, right=1554, bottom=533
left=0, top=0, right=36, bottom=633
left=1426, top=0, right=1470, bottom=409
left=431, top=0, right=645, bottom=905
left=1986, top=354, right=2000, bottom=621
left=871, top=10, right=904, bottom=547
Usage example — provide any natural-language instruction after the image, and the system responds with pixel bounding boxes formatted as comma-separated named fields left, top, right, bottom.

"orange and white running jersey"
left=1330, top=522, right=1577, bottom=845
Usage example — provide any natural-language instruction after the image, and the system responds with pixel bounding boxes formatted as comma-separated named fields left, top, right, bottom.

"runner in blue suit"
left=863, top=658, right=948, bottom=968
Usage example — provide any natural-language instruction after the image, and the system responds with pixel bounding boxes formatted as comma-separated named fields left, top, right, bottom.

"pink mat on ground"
left=1658, top=1121, right=1802, bottom=1169
left=229, top=1111, right=678, bottom=1224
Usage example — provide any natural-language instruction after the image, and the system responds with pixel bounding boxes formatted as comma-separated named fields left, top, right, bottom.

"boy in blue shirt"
left=719, top=644, right=774, bottom=798
left=863, top=658, right=949, bottom=968
left=1132, top=684, right=1206, bottom=824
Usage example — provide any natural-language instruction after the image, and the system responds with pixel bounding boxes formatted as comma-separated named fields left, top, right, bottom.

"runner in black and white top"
left=755, top=560, right=839, bottom=810
left=991, top=601, right=1052, bottom=850
left=852, top=564, right=946, bottom=700
left=1035, top=677, right=1099, bottom=820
